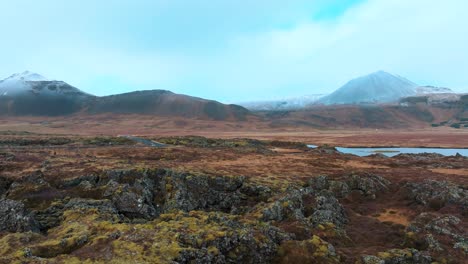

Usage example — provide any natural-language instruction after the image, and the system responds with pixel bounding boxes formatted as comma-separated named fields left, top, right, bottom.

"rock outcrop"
left=308, top=173, right=391, bottom=199
left=0, top=199, right=40, bottom=232
left=261, top=186, right=348, bottom=232
left=406, top=213, right=467, bottom=254
left=0, top=175, right=12, bottom=197
left=359, top=248, right=432, bottom=264
left=405, top=180, right=467, bottom=211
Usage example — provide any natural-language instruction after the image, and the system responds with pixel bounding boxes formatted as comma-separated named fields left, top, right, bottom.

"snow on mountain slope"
left=319, top=71, right=417, bottom=105
left=0, top=71, right=89, bottom=97
left=239, top=94, right=324, bottom=111
left=415, top=85, right=454, bottom=94
left=0, top=71, right=249, bottom=119
left=0, top=71, right=94, bottom=115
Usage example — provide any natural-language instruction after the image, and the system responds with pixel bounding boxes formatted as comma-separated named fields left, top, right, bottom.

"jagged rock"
left=328, top=180, right=351, bottom=198
left=36, top=198, right=118, bottom=233
left=423, top=234, right=442, bottom=251
left=65, top=198, right=118, bottom=216
left=34, top=202, right=65, bottom=231
left=239, top=184, right=272, bottom=202
left=406, top=213, right=467, bottom=254
left=454, top=241, right=468, bottom=253
left=0, top=198, right=40, bottom=232
left=0, top=175, right=12, bottom=197
left=405, top=180, right=467, bottom=210
left=60, top=175, right=98, bottom=188
left=309, top=175, right=330, bottom=190
left=162, top=170, right=246, bottom=213
left=177, top=215, right=291, bottom=264
left=310, top=190, right=348, bottom=229
left=346, top=173, right=390, bottom=199
left=261, top=187, right=312, bottom=222
left=96, top=169, right=254, bottom=219
left=261, top=187, right=348, bottom=231
left=6, top=171, right=62, bottom=208
left=308, top=173, right=390, bottom=199
left=359, top=248, right=432, bottom=264
left=103, top=177, right=158, bottom=219
left=77, top=180, right=94, bottom=190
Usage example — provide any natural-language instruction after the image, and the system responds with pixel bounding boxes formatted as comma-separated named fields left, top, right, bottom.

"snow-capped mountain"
left=0, top=71, right=89, bottom=97
left=319, top=71, right=417, bottom=105
left=239, top=94, right=324, bottom=111
left=0, top=71, right=93, bottom=115
left=415, top=85, right=454, bottom=95
left=0, top=71, right=48, bottom=96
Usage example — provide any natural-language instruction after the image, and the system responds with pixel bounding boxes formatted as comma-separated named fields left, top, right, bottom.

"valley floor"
left=0, top=115, right=467, bottom=148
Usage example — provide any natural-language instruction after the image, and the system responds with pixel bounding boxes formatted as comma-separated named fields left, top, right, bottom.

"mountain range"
left=0, top=71, right=249, bottom=120
left=0, top=70, right=462, bottom=122
left=240, top=71, right=456, bottom=110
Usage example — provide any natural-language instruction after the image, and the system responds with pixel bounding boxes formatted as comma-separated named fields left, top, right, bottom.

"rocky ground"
left=0, top=134, right=466, bottom=263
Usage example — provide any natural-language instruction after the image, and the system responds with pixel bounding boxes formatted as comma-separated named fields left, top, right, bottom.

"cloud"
left=212, top=0, right=468, bottom=101
left=0, top=0, right=467, bottom=102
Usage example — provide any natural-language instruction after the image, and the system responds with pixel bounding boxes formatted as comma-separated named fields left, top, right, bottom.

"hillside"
left=0, top=71, right=93, bottom=115
left=263, top=94, right=468, bottom=129
left=239, top=94, right=324, bottom=111
left=87, top=90, right=249, bottom=121
left=319, top=71, right=417, bottom=105
left=0, top=72, right=250, bottom=121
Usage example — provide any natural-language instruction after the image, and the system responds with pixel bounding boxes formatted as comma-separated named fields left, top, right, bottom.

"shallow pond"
left=307, top=145, right=468, bottom=157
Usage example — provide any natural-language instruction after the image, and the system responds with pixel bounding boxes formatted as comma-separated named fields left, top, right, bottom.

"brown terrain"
left=0, top=116, right=467, bottom=263
left=0, top=113, right=467, bottom=147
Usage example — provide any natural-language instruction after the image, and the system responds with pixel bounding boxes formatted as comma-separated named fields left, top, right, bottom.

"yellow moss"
left=312, top=244, right=329, bottom=257
left=377, top=252, right=392, bottom=259
left=310, top=235, right=322, bottom=246
left=208, top=246, right=220, bottom=256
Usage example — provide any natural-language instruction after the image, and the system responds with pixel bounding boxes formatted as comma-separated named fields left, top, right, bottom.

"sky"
left=0, top=0, right=467, bottom=103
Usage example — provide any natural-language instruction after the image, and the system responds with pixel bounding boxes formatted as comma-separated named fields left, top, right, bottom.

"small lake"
left=307, top=145, right=468, bottom=157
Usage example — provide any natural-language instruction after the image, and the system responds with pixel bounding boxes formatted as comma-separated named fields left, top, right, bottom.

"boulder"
left=262, top=187, right=311, bottom=222
left=261, top=187, right=348, bottom=231
left=405, top=180, right=467, bottom=210
left=406, top=213, right=467, bottom=254
left=0, top=198, right=40, bottom=232
left=103, top=178, right=158, bottom=220
left=310, top=191, right=348, bottom=229
left=359, top=248, right=432, bottom=264
left=163, top=171, right=246, bottom=213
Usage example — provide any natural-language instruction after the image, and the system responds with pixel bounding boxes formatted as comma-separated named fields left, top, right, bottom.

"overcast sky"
left=1, top=0, right=467, bottom=102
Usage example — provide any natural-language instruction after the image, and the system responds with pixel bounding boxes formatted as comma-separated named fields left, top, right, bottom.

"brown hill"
left=262, top=96, right=467, bottom=129
left=86, top=90, right=249, bottom=121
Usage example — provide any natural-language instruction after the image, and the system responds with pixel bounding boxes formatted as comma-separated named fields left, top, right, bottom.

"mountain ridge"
left=0, top=72, right=250, bottom=120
